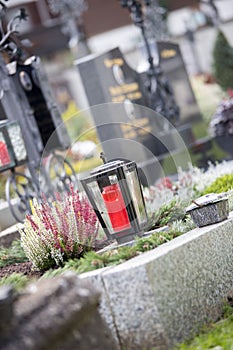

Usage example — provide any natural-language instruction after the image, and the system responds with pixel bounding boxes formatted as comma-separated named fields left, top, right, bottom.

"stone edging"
left=0, top=224, right=22, bottom=247
left=80, top=212, right=233, bottom=350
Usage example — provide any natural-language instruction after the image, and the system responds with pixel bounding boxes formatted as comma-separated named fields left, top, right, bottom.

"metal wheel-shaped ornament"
left=45, top=153, right=77, bottom=194
left=5, top=171, right=37, bottom=222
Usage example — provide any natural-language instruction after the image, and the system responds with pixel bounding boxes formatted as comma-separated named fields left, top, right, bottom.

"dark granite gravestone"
left=76, top=47, right=192, bottom=185
left=139, top=40, right=204, bottom=146
left=157, top=41, right=202, bottom=127
left=8, top=57, right=70, bottom=155
left=156, top=42, right=216, bottom=167
left=0, top=55, right=42, bottom=167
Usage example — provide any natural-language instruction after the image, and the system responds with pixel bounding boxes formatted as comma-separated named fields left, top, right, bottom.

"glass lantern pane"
left=101, top=173, right=131, bottom=233
left=0, top=131, right=13, bottom=170
left=87, top=175, right=131, bottom=234
left=7, top=123, right=27, bottom=164
left=87, top=180, right=113, bottom=232
left=125, top=166, right=147, bottom=227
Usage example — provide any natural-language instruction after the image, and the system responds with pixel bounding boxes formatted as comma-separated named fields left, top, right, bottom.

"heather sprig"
left=19, top=188, right=99, bottom=271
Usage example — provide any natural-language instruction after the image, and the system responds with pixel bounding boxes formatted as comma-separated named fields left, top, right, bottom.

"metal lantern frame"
left=3, top=120, right=28, bottom=167
left=0, top=120, right=28, bottom=172
left=0, top=121, right=16, bottom=172
left=81, top=160, right=148, bottom=244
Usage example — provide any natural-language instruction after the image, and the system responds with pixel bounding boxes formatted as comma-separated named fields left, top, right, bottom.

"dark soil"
left=0, top=261, right=44, bottom=279
left=0, top=239, right=113, bottom=281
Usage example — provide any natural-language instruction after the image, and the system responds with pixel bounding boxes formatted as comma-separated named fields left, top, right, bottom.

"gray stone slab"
left=0, top=200, right=24, bottom=231
left=0, top=223, right=22, bottom=247
left=80, top=268, right=121, bottom=350
left=80, top=212, right=233, bottom=349
left=103, top=264, right=168, bottom=350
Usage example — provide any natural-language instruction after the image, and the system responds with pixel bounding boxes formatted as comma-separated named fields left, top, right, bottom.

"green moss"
left=42, top=223, right=188, bottom=278
left=190, top=75, right=225, bottom=124
left=0, top=240, right=28, bottom=268
left=202, top=174, right=233, bottom=195
left=0, top=273, right=29, bottom=292
left=151, top=200, right=186, bottom=228
left=177, top=304, right=233, bottom=350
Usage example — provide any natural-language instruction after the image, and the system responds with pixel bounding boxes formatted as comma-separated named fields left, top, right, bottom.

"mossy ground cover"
left=0, top=240, right=28, bottom=268
left=202, top=174, right=233, bottom=195
left=177, top=304, right=233, bottom=350
left=0, top=216, right=189, bottom=284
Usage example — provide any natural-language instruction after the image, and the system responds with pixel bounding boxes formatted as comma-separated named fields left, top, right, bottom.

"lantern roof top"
left=90, top=160, right=126, bottom=176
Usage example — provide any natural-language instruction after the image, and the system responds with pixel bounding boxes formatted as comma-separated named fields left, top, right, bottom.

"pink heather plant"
left=19, top=187, right=99, bottom=271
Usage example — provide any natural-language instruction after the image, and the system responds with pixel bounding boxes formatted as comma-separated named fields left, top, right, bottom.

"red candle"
left=102, top=183, right=131, bottom=232
left=0, top=141, right=11, bottom=167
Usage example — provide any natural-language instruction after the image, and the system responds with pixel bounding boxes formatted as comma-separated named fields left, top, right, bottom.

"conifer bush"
left=212, top=30, right=233, bottom=91
left=19, top=187, right=99, bottom=271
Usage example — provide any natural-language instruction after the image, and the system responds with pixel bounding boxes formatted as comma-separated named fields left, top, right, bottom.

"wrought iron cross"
left=119, top=0, right=180, bottom=125
left=48, top=0, right=88, bottom=47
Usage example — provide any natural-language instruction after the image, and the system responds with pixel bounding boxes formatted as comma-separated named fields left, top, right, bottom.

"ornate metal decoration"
left=0, top=1, right=78, bottom=221
left=119, top=0, right=180, bottom=125
left=143, top=0, right=168, bottom=41
left=48, top=0, right=88, bottom=51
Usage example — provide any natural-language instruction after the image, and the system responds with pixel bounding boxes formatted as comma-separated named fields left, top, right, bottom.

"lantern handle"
left=100, top=152, right=107, bottom=164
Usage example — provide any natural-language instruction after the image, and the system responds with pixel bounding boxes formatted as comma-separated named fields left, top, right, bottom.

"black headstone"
left=9, top=57, right=70, bottom=154
left=76, top=47, right=191, bottom=185
left=0, top=55, right=42, bottom=167
left=157, top=41, right=202, bottom=126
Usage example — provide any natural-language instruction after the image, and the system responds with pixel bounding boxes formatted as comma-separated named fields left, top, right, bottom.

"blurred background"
left=1, top=0, right=233, bottom=220
left=6, top=0, right=232, bottom=167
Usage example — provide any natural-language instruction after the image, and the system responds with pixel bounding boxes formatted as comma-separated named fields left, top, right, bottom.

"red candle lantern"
left=81, top=159, right=148, bottom=244
left=0, top=140, right=11, bottom=166
left=0, top=122, right=15, bottom=172
left=0, top=120, right=27, bottom=173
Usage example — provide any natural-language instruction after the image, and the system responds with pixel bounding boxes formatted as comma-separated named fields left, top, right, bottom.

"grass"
left=0, top=226, right=187, bottom=297
left=202, top=174, right=233, bottom=195
left=187, top=75, right=228, bottom=165
left=0, top=210, right=192, bottom=283
left=177, top=303, right=233, bottom=350
left=190, top=75, right=226, bottom=126
left=0, top=272, right=29, bottom=292
left=0, top=240, right=28, bottom=268
left=38, top=220, right=191, bottom=278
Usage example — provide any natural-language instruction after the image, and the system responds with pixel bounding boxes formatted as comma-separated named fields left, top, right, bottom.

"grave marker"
left=76, top=47, right=185, bottom=185
left=157, top=41, right=202, bottom=126
left=76, top=44, right=205, bottom=185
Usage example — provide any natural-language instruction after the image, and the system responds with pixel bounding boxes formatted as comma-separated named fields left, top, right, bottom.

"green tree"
left=212, top=30, right=233, bottom=91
